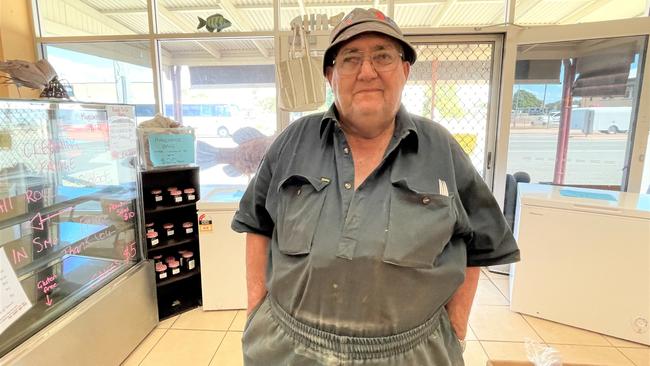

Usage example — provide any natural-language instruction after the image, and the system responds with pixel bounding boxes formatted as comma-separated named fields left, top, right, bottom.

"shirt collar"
left=319, top=103, right=419, bottom=148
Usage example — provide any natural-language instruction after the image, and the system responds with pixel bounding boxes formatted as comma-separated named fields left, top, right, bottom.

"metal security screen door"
left=404, top=35, right=503, bottom=187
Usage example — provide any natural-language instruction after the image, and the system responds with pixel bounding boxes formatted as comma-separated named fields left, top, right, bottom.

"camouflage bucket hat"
left=323, top=8, right=416, bottom=75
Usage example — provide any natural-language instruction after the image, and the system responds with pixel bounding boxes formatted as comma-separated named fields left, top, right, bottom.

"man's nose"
left=357, top=58, right=378, bottom=80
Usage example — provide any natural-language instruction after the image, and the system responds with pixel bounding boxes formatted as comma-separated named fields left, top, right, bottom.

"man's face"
left=326, top=33, right=410, bottom=138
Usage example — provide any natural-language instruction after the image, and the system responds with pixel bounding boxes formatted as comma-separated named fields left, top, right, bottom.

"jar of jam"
left=177, top=250, right=187, bottom=267
left=183, top=188, right=196, bottom=202
left=182, top=222, right=194, bottom=236
left=169, top=190, right=183, bottom=204
left=162, top=223, right=175, bottom=238
left=145, top=222, right=155, bottom=233
left=153, top=254, right=163, bottom=265
left=155, top=262, right=168, bottom=281
left=168, top=260, right=181, bottom=276
left=165, top=255, right=176, bottom=264
left=182, top=251, right=195, bottom=271
left=150, top=189, right=163, bottom=208
left=146, top=231, right=159, bottom=247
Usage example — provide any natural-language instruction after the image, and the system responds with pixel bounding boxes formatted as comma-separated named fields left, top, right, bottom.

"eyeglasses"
left=333, top=49, right=404, bottom=75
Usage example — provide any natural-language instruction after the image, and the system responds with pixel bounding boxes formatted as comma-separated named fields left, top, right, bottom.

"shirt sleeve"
left=450, top=137, right=520, bottom=267
left=231, top=152, right=275, bottom=238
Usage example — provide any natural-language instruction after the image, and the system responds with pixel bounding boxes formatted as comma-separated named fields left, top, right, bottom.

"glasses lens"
left=335, top=50, right=401, bottom=75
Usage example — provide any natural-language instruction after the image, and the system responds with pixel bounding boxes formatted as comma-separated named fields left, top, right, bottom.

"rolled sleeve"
left=231, top=154, right=274, bottom=238
left=450, top=139, right=520, bottom=267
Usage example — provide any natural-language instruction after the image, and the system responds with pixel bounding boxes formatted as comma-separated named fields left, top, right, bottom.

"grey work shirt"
left=232, top=104, right=520, bottom=339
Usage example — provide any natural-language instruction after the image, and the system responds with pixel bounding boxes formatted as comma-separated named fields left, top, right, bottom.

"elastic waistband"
left=268, top=298, right=442, bottom=360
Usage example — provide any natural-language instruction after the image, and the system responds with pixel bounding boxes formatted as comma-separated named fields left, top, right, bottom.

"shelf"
left=144, top=202, right=197, bottom=214
left=148, top=236, right=198, bottom=253
left=157, top=267, right=201, bottom=288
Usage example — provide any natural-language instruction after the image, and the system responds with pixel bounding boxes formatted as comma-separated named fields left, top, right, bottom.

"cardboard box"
left=487, top=361, right=594, bottom=366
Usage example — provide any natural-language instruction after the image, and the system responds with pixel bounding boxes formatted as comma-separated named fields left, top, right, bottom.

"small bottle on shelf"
left=150, top=189, right=164, bottom=208
left=169, top=190, right=183, bottom=205
left=153, top=254, right=163, bottom=265
left=177, top=250, right=186, bottom=267
left=168, top=260, right=181, bottom=276
left=145, top=222, right=156, bottom=233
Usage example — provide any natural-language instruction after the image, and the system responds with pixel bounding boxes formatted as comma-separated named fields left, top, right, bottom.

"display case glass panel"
left=0, top=100, right=143, bottom=357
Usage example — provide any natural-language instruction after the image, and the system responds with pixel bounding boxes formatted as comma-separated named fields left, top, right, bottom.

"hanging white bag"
left=278, top=24, right=326, bottom=112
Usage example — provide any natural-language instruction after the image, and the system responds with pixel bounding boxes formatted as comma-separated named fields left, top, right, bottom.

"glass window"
left=35, top=0, right=148, bottom=36
left=159, top=39, right=276, bottom=200
left=395, top=0, right=507, bottom=28
left=515, top=0, right=648, bottom=25
left=507, top=36, right=647, bottom=190
left=43, top=42, right=155, bottom=123
left=156, top=0, right=273, bottom=33
left=642, top=131, right=650, bottom=194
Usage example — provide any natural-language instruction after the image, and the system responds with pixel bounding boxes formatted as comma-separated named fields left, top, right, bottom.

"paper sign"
left=0, top=250, right=32, bottom=334
left=559, top=188, right=617, bottom=202
left=107, top=105, right=137, bottom=160
left=148, top=133, right=195, bottom=167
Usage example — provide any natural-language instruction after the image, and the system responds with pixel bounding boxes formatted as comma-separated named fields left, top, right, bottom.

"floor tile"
left=465, top=325, right=477, bottom=341
left=157, top=315, right=178, bottom=329
left=479, top=269, right=488, bottom=280
left=550, top=344, right=634, bottom=366
left=463, top=340, right=488, bottom=366
left=141, top=329, right=225, bottom=366
left=618, top=347, right=650, bottom=366
left=481, top=341, right=532, bottom=362
left=209, top=332, right=244, bottom=366
left=523, top=315, right=610, bottom=346
left=484, top=268, right=510, bottom=282
left=491, top=278, right=510, bottom=301
left=604, top=335, right=650, bottom=348
left=121, top=329, right=166, bottom=366
left=230, top=310, right=247, bottom=332
left=470, top=306, right=542, bottom=342
left=172, top=307, right=238, bottom=331
left=474, top=280, right=509, bottom=306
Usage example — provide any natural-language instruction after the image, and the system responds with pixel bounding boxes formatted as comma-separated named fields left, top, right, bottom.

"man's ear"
left=402, top=61, right=411, bottom=79
left=325, top=66, right=334, bottom=85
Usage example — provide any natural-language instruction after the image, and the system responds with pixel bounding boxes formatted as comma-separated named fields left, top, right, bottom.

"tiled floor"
left=122, top=268, right=649, bottom=366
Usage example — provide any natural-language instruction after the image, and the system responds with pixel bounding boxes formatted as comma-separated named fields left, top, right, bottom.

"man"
left=232, top=8, right=519, bottom=365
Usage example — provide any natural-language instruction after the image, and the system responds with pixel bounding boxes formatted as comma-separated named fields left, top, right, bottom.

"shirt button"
left=422, top=196, right=431, bottom=205
left=343, top=147, right=349, bottom=154
left=344, top=182, right=352, bottom=190
left=296, top=188, right=302, bottom=196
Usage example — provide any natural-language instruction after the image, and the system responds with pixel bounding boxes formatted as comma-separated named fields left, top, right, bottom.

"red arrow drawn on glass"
left=45, top=294, right=53, bottom=306
left=30, top=207, right=73, bottom=230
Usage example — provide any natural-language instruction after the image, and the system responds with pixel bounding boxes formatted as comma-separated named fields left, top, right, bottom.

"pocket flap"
left=278, top=174, right=331, bottom=192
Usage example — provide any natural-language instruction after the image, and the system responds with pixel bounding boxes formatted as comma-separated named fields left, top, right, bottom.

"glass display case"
left=0, top=99, right=143, bottom=358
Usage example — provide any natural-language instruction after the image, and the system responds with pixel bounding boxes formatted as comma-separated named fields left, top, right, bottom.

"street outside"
left=507, top=127, right=628, bottom=186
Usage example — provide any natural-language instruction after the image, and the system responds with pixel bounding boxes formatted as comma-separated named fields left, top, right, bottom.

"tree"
left=512, top=89, right=542, bottom=110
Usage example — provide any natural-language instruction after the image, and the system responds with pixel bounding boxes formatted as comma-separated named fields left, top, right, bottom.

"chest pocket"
left=384, top=179, right=456, bottom=268
left=276, top=174, right=330, bottom=255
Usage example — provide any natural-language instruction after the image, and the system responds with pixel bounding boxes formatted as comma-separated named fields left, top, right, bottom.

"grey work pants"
left=242, top=297, right=465, bottom=366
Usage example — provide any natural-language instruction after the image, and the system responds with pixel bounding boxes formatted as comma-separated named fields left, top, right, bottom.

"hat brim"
left=322, top=21, right=416, bottom=75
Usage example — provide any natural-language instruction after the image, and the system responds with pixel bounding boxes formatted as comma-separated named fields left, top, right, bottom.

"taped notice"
left=0, top=250, right=32, bottom=334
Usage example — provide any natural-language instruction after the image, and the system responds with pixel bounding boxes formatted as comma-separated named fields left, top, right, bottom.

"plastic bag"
left=525, top=338, right=563, bottom=366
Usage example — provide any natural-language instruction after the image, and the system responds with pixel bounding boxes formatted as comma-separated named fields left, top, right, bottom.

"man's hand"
left=246, top=233, right=270, bottom=315
left=445, top=267, right=481, bottom=340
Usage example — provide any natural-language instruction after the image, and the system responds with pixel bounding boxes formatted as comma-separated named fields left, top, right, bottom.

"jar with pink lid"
left=183, top=188, right=196, bottom=202
left=182, top=222, right=194, bottom=236
left=145, top=222, right=155, bottom=233
left=182, top=251, right=195, bottom=271
left=162, top=223, right=175, bottom=238
left=147, top=231, right=159, bottom=247
left=168, top=260, right=181, bottom=276
left=169, top=190, right=183, bottom=205
left=155, top=262, right=168, bottom=281
left=150, top=189, right=163, bottom=208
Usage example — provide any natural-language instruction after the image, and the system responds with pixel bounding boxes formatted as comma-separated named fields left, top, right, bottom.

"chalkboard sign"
left=0, top=100, right=142, bottom=358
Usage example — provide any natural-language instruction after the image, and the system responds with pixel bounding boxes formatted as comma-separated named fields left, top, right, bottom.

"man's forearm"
left=445, top=266, right=481, bottom=340
left=246, top=233, right=270, bottom=314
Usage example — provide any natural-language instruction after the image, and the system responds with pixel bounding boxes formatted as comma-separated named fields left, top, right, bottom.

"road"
left=507, top=131, right=628, bottom=185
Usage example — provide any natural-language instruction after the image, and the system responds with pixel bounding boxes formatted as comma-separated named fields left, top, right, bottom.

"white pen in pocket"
left=438, top=179, right=449, bottom=197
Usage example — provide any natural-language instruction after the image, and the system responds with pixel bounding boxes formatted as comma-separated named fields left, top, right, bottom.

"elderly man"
left=232, top=8, right=519, bottom=366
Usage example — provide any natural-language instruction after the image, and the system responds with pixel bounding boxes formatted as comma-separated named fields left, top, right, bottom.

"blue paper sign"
left=148, top=133, right=195, bottom=167
left=559, top=188, right=617, bottom=202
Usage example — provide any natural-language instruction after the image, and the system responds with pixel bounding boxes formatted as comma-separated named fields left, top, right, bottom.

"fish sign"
left=197, top=14, right=232, bottom=32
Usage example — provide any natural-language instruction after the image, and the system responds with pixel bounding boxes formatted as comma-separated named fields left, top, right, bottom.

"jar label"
left=158, top=272, right=167, bottom=279
left=151, top=238, right=159, bottom=246
left=155, top=196, right=163, bottom=202
left=188, top=259, right=195, bottom=270
left=172, top=268, right=180, bottom=275
left=167, top=230, right=174, bottom=236
left=186, top=228, right=193, bottom=234
left=188, top=194, right=195, bottom=200
left=175, top=197, right=182, bottom=203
